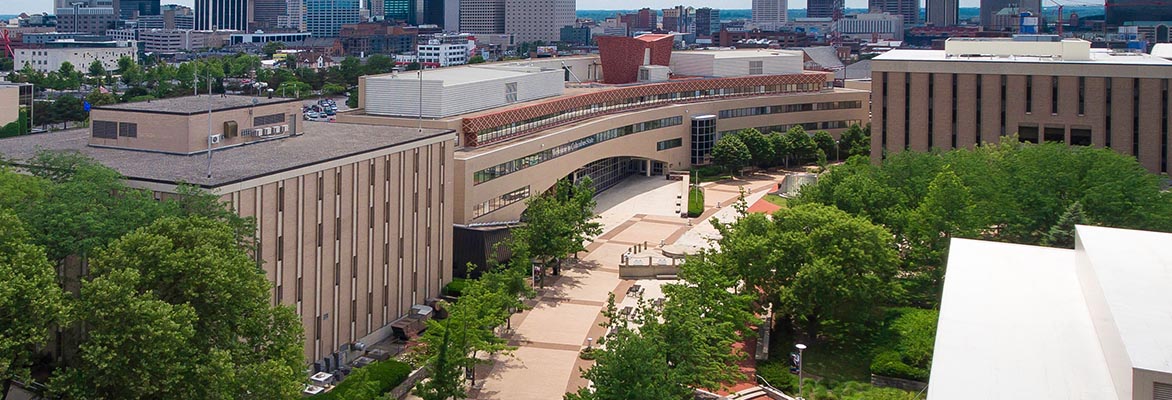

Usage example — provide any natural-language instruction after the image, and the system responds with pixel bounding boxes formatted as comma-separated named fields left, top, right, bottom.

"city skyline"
left=2, top=0, right=1092, bottom=16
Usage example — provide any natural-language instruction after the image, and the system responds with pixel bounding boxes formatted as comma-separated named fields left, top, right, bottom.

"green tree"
left=86, top=88, right=118, bottom=106
left=782, top=126, right=817, bottom=164
left=712, top=204, right=901, bottom=341
left=405, top=62, right=423, bottom=71
left=711, top=134, right=751, bottom=175
left=49, top=267, right=201, bottom=400
left=87, top=60, right=107, bottom=86
left=511, top=178, right=601, bottom=282
left=468, top=55, right=486, bottom=64
left=263, top=41, right=287, bottom=57
left=415, top=327, right=465, bottom=400
left=838, top=123, right=870, bottom=158
left=278, top=80, right=313, bottom=98
left=812, top=130, right=836, bottom=160
left=1042, top=201, right=1090, bottom=249
left=322, top=83, right=346, bottom=96
left=52, top=216, right=304, bottom=399
left=365, top=54, right=396, bottom=75
left=0, top=212, right=66, bottom=393
left=736, top=128, right=773, bottom=167
left=0, top=57, right=13, bottom=72
left=565, top=297, right=693, bottom=400
left=56, top=62, right=81, bottom=90
left=49, top=95, right=86, bottom=124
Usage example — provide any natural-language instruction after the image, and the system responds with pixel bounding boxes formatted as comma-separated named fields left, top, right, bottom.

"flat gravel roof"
left=0, top=121, right=453, bottom=188
left=95, top=94, right=301, bottom=115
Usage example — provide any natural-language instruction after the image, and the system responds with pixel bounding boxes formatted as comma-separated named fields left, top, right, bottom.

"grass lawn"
left=763, top=195, right=789, bottom=208
left=770, top=326, right=886, bottom=383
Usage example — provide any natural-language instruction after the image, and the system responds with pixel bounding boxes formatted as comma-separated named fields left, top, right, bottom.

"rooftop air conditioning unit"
left=208, top=134, right=222, bottom=144
left=264, top=127, right=272, bottom=136
left=281, top=124, right=289, bottom=134
left=302, top=385, right=325, bottom=395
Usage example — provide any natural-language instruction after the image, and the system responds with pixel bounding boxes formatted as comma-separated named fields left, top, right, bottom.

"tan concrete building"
left=0, top=95, right=456, bottom=368
left=871, top=37, right=1172, bottom=174
left=345, top=54, right=869, bottom=228
left=0, top=83, right=32, bottom=128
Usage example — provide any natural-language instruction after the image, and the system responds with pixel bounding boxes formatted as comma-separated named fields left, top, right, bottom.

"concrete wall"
left=13, top=43, right=137, bottom=73
left=89, top=100, right=303, bottom=154
left=363, top=68, right=564, bottom=118
left=204, top=134, right=454, bottom=362
left=871, top=59, right=1172, bottom=174
left=0, top=86, right=19, bottom=127
left=670, top=51, right=804, bottom=78
left=454, top=89, right=870, bottom=224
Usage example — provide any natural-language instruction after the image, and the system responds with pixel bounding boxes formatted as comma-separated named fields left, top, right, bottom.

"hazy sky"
left=2, top=0, right=1099, bottom=16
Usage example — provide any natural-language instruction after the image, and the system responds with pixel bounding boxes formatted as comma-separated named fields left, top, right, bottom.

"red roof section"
left=596, top=34, right=674, bottom=84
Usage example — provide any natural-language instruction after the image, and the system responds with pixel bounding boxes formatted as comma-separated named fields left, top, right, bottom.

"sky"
left=2, top=0, right=1101, bottom=17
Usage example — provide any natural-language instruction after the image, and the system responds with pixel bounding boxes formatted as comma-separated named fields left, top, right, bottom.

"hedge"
left=869, top=308, right=938, bottom=381
left=756, top=360, right=798, bottom=393
left=443, top=278, right=469, bottom=297
left=687, top=186, right=704, bottom=217
left=314, top=359, right=412, bottom=399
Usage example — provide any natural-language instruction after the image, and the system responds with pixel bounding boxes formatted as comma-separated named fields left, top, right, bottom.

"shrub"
left=687, top=186, right=704, bottom=217
left=443, top=278, right=469, bottom=297
left=315, top=359, right=412, bottom=399
left=869, top=351, right=927, bottom=381
left=578, top=347, right=597, bottom=360
left=756, top=360, right=798, bottom=393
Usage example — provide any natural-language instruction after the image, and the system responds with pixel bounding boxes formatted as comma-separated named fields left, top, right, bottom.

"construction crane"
left=1046, top=0, right=1065, bottom=35
left=1, top=29, right=12, bottom=59
left=829, top=0, right=844, bottom=48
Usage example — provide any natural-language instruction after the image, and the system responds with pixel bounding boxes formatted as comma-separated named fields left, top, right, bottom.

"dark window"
left=1000, top=75, right=1007, bottom=136
left=296, top=276, right=303, bottom=301
left=904, top=73, right=910, bottom=150
left=881, top=72, right=888, bottom=150
left=1052, top=76, right=1059, bottom=115
left=1019, top=125, right=1039, bottom=143
left=1044, top=126, right=1065, bottom=143
left=952, top=74, right=958, bottom=148
left=657, top=138, right=682, bottom=150
left=1134, top=78, right=1141, bottom=156
left=1071, top=128, right=1092, bottom=146
left=334, top=262, right=340, bottom=286
left=118, top=122, right=137, bottom=137
left=1026, top=76, right=1033, bottom=113
left=278, top=186, right=285, bottom=212
left=1106, top=77, right=1113, bottom=148
left=1078, top=77, right=1086, bottom=115
left=928, top=73, right=934, bottom=149
left=976, top=75, right=982, bottom=139
left=253, top=113, right=286, bottom=126
left=93, top=120, right=118, bottom=139
left=277, top=237, right=283, bottom=262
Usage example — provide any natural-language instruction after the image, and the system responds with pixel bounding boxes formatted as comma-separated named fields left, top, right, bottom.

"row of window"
left=472, top=116, right=684, bottom=185
left=717, top=119, right=862, bottom=137
left=472, top=185, right=530, bottom=219
left=718, top=100, right=863, bottom=119
left=474, top=82, right=828, bottom=146
left=657, top=138, right=683, bottom=151
left=92, top=120, right=137, bottom=139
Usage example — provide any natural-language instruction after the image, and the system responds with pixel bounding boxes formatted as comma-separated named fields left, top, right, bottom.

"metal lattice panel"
left=462, top=73, right=831, bottom=147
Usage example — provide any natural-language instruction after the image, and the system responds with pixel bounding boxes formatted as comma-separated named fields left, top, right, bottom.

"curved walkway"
left=468, top=173, right=788, bottom=400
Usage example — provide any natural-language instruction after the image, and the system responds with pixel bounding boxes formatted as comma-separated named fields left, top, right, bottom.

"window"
left=1026, top=75, right=1033, bottom=113
left=638, top=69, right=649, bottom=81
left=254, top=113, right=286, bottom=126
left=657, top=138, right=682, bottom=150
left=1052, top=76, right=1059, bottom=115
left=505, top=82, right=517, bottom=103
left=93, top=120, right=118, bottom=139
left=118, top=122, right=137, bottom=138
left=472, top=186, right=531, bottom=218
left=749, top=60, right=763, bottom=75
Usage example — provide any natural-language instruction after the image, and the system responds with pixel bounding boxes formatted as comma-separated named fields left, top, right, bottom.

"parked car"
left=304, top=111, right=320, bottom=119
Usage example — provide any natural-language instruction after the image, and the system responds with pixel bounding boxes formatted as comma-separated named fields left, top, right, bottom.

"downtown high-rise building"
left=695, top=7, right=720, bottom=36
left=751, top=0, right=787, bottom=29
left=1105, top=0, right=1172, bottom=26
left=119, top=0, right=160, bottom=19
left=926, top=0, right=958, bottom=26
left=980, top=0, right=1041, bottom=31
left=661, top=6, right=693, bottom=33
left=869, top=0, right=919, bottom=25
left=281, top=0, right=307, bottom=30
left=459, top=0, right=505, bottom=34
left=385, top=0, right=424, bottom=24
left=504, top=0, right=573, bottom=43
left=195, top=0, right=251, bottom=30
left=807, top=0, right=841, bottom=19
left=306, top=0, right=361, bottom=37
left=252, top=0, right=288, bottom=29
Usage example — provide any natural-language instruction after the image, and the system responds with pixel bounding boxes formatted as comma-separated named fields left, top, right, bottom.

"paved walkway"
left=469, top=173, right=789, bottom=400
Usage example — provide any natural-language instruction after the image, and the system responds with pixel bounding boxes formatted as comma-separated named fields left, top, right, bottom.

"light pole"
left=795, top=343, right=807, bottom=399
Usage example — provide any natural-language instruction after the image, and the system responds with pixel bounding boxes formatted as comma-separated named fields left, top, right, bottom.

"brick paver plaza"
left=468, top=173, right=785, bottom=400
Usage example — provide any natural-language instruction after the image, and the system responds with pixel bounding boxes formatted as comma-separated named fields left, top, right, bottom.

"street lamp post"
left=795, top=343, right=807, bottom=399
